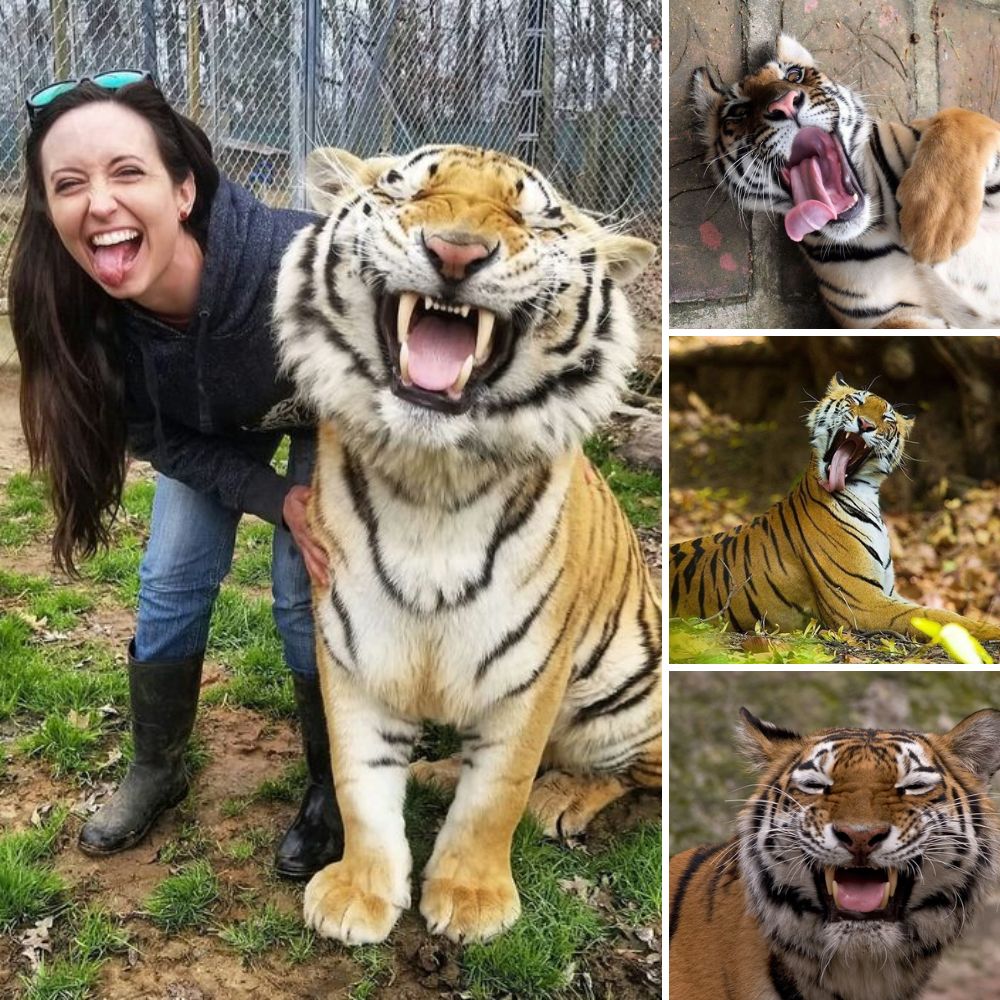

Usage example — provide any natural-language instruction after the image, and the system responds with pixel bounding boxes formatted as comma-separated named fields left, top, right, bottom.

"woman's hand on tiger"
left=283, top=484, right=330, bottom=588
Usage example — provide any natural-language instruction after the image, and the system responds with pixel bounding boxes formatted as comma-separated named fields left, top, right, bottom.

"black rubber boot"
left=274, top=672, right=345, bottom=880
left=78, top=642, right=203, bottom=856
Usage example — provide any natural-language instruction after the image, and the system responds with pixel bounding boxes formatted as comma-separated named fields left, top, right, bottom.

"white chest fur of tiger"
left=274, top=144, right=661, bottom=944
left=691, top=34, right=1000, bottom=329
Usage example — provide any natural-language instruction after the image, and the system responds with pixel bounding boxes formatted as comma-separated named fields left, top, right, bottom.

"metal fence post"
left=516, top=0, right=545, bottom=166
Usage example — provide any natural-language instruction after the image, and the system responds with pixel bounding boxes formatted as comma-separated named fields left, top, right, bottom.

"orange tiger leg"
left=827, top=592, right=1000, bottom=643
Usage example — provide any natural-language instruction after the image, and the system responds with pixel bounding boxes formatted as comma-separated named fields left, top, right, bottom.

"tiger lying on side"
left=274, top=145, right=661, bottom=943
left=669, top=373, right=1000, bottom=642
left=669, top=707, right=1000, bottom=1000
left=690, top=34, right=1000, bottom=328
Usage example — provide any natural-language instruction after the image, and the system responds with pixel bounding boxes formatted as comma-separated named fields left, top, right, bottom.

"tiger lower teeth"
left=447, top=355, right=475, bottom=399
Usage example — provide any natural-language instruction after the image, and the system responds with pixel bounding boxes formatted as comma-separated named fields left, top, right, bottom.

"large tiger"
left=690, top=34, right=1000, bottom=328
left=669, top=373, right=1000, bottom=642
left=273, top=145, right=661, bottom=943
left=670, top=707, right=1000, bottom=1000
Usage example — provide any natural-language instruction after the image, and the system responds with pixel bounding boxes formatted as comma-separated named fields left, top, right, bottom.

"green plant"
left=219, top=902, right=313, bottom=964
left=17, top=712, right=104, bottom=779
left=144, top=859, right=220, bottom=931
left=0, top=808, right=68, bottom=930
left=19, top=958, right=101, bottom=1000
left=71, top=904, right=132, bottom=961
left=589, top=821, right=661, bottom=924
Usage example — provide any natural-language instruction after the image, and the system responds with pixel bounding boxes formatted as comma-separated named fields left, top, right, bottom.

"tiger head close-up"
left=275, top=144, right=655, bottom=464
left=806, top=373, right=913, bottom=493
left=670, top=707, right=1000, bottom=1000
left=689, top=35, right=1000, bottom=328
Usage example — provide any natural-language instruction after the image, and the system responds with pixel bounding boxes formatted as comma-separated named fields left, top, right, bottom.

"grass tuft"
left=0, top=808, right=69, bottom=930
left=144, top=859, right=220, bottom=931
left=17, top=711, right=104, bottom=779
left=219, top=902, right=313, bottom=964
left=19, top=958, right=101, bottom=1000
left=584, top=434, right=661, bottom=530
left=71, top=904, right=132, bottom=961
left=588, top=821, right=662, bottom=924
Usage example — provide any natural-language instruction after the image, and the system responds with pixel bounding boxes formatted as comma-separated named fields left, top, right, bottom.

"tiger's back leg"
left=528, top=733, right=661, bottom=838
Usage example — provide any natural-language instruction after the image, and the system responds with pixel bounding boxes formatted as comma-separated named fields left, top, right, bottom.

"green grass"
left=0, top=808, right=68, bottom=930
left=349, top=944, right=394, bottom=999
left=589, top=821, right=661, bottom=924
left=0, top=473, right=50, bottom=546
left=144, top=859, right=220, bottom=931
left=232, top=522, right=274, bottom=588
left=19, top=958, right=101, bottom=1000
left=71, top=904, right=132, bottom=961
left=17, top=711, right=105, bottom=779
left=461, top=819, right=604, bottom=999
left=219, top=902, right=314, bottom=964
left=120, top=479, right=156, bottom=523
left=158, top=820, right=216, bottom=866
left=81, top=534, right=143, bottom=604
left=584, top=434, right=661, bottom=530
left=222, top=827, right=274, bottom=862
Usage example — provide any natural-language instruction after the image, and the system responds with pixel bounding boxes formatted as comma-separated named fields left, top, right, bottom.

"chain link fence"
left=0, top=0, right=661, bottom=301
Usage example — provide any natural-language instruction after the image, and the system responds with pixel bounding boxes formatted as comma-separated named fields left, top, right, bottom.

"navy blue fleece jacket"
left=120, top=178, right=317, bottom=526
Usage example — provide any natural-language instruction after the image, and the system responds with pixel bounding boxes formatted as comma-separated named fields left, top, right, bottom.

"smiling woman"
left=6, top=74, right=345, bottom=882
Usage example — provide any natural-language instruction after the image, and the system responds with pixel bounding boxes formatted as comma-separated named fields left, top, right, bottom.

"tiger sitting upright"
left=690, top=34, right=1000, bottom=328
left=669, top=706, right=1000, bottom=1000
left=669, top=373, right=1000, bottom=642
left=274, top=145, right=661, bottom=944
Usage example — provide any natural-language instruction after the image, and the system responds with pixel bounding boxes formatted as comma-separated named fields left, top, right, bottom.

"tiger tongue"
left=820, top=440, right=854, bottom=493
left=835, top=872, right=887, bottom=913
left=406, top=315, right=477, bottom=392
left=784, top=156, right=838, bottom=242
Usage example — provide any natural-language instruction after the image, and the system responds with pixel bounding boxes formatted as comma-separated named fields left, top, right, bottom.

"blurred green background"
left=668, top=670, right=1000, bottom=855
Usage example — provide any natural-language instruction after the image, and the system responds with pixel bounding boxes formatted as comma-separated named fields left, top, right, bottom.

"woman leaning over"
left=7, top=72, right=340, bottom=879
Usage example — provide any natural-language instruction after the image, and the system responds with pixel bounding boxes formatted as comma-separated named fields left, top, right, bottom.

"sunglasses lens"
left=30, top=81, right=77, bottom=109
left=92, top=70, right=147, bottom=89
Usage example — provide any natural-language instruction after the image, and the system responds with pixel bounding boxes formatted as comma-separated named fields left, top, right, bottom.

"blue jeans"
left=133, top=433, right=317, bottom=677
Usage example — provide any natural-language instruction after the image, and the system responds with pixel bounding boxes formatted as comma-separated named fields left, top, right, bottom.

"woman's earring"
left=179, top=208, right=189, bottom=221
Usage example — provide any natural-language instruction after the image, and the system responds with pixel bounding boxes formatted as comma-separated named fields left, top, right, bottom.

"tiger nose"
left=833, top=824, right=890, bottom=861
left=422, top=232, right=498, bottom=281
left=766, top=90, right=803, bottom=120
left=857, top=417, right=876, bottom=432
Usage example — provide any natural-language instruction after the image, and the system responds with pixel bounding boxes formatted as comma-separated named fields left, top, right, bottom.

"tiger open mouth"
left=378, top=292, right=515, bottom=414
left=815, top=866, right=912, bottom=922
left=779, top=127, right=866, bottom=242
left=820, top=430, right=871, bottom=493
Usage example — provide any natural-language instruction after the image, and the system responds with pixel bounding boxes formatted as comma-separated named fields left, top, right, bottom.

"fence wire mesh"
left=0, top=0, right=661, bottom=299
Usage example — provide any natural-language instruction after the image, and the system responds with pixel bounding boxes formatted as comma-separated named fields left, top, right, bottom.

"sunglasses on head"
left=26, top=70, right=153, bottom=124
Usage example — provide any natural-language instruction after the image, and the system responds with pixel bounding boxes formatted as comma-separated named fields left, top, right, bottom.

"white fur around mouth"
left=395, top=291, right=497, bottom=398
left=90, top=229, right=140, bottom=247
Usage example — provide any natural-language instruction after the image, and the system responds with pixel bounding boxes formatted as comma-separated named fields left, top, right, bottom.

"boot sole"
left=77, top=787, right=188, bottom=857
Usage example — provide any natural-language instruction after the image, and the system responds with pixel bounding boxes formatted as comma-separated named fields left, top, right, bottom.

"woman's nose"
left=87, top=185, right=118, bottom=216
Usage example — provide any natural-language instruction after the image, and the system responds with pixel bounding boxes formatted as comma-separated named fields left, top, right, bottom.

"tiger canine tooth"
left=475, top=308, right=496, bottom=364
left=825, top=866, right=836, bottom=900
left=399, top=341, right=412, bottom=385
left=887, top=868, right=898, bottom=897
left=447, top=354, right=475, bottom=399
left=880, top=880, right=890, bottom=910
left=397, top=292, right=419, bottom=344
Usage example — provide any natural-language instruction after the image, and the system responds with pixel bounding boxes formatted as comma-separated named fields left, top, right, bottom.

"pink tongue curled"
left=92, top=241, right=139, bottom=288
left=820, top=441, right=854, bottom=493
left=406, top=315, right=476, bottom=392
left=836, top=872, right=886, bottom=913
left=784, top=156, right=838, bottom=242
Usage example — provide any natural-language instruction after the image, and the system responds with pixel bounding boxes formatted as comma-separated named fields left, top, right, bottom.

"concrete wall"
left=668, top=0, right=1000, bottom=329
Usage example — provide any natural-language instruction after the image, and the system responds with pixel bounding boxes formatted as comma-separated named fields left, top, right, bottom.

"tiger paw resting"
left=669, top=373, right=1000, bottom=643
left=690, top=35, right=1000, bottom=328
left=669, top=706, right=1000, bottom=1000
left=275, top=144, right=662, bottom=944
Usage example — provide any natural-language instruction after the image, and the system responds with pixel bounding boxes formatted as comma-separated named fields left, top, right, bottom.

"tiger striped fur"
left=669, top=707, right=1000, bottom=1000
left=690, top=34, right=1000, bottom=328
left=273, top=145, right=661, bottom=944
left=669, top=373, right=1000, bottom=642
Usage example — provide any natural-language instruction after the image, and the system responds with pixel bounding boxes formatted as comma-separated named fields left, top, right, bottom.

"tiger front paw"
left=304, top=857, right=409, bottom=944
left=420, top=845, right=521, bottom=942
left=898, top=108, right=1000, bottom=264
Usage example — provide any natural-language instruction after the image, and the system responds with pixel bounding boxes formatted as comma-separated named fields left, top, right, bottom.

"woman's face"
left=39, top=102, right=196, bottom=300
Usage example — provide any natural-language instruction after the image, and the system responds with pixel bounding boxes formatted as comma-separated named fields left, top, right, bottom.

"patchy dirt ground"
left=0, top=366, right=662, bottom=999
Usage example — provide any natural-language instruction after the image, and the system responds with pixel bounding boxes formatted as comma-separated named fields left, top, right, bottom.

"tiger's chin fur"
left=670, top=708, right=1000, bottom=1000
left=274, top=144, right=661, bottom=945
left=669, top=373, right=1000, bottom=644
left=690, top=34, right=1000, bottom=328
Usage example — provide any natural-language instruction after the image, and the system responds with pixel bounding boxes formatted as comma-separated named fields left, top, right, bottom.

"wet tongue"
left=784, top=156, right=837, bottom=242
left=92, top=241, right=136, bottom=288
left=406, top=315, right=476, bottom=392
left=836, top=872, right=886, bottom=913
left=820, top=440, right=854, bottom=494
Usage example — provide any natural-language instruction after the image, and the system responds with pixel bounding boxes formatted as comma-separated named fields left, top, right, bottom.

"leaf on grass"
left=18, top=916, right=54, bottom=971
left=30, top=803, right=54, bottom=827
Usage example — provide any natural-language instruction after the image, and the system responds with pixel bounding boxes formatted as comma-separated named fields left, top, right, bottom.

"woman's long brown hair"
left=7, top=79, right=219, bottom=573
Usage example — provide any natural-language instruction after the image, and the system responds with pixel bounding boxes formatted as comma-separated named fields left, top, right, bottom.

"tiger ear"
left=604, top=235, right=657, bottom=285
left=690, top=66, right=725, bottom=125
left=937, top=709, right=1000, bottom=781
left=738, top=707, right=803, bottom=770
left=826, top=371, right=853, bottom=395
left=306, top=147, right=398, bottom=213
left=776, top=34, right=815, bottom=68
